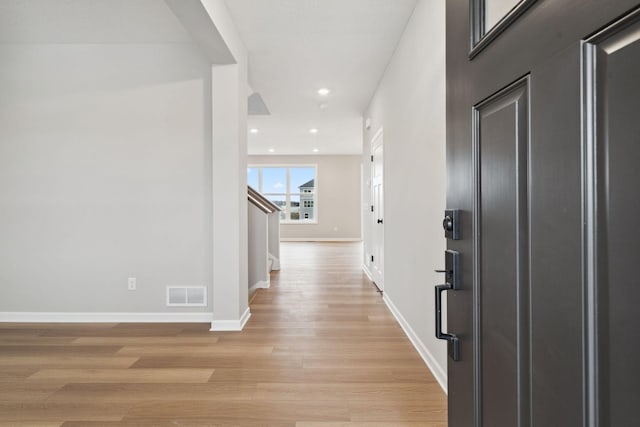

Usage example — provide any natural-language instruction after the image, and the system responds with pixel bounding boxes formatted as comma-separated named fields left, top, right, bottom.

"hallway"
left=0, top=242, right=447, bottom=426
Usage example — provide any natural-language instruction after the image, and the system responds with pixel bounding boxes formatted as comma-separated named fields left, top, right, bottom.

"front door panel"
left=475, top=78, right=529, bottom=427
left=446, top=1, right=640, bottom=426
left=529, top=43, right=585, bottom=427
left=588, top=12, right=640, bottom=426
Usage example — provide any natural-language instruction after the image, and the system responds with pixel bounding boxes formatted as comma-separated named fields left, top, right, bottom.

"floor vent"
left=166, top=287, right=207, bottom=307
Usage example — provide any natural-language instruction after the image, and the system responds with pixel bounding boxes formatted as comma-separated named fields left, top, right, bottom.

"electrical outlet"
left=128, top=277, right=136, bottom=291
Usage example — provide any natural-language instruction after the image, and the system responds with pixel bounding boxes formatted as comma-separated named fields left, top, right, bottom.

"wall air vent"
left=166, top=286, right=207, bottom=307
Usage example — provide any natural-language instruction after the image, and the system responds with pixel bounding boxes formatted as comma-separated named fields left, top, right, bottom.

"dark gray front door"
left=445, top=1, right=640, bottom=426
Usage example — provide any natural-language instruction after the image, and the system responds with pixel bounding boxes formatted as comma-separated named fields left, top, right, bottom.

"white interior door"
left=371, top=130, right=384, bottom=289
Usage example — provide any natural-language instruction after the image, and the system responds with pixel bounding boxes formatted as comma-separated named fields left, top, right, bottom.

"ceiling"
left=224, top=0, right=418, bottom=155
left=0, top=0, right=192, bottom=44
left=0, top=0, right=417, bottom=156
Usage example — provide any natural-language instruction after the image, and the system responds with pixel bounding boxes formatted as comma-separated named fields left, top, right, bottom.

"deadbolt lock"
left=443, top=209, right=460, bottom=240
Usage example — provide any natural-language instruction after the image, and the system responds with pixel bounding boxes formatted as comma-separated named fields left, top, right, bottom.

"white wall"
left=0, top=0, right=251, bottom=326
left=201, top=0, right=251, bottom=330
left=247, top=202, right=268, bottom=294
left=248, top=155, right=362, bottom=241
left=362, top=0, right=448, bottom=390
left=0, top=43, right=213, bottom=314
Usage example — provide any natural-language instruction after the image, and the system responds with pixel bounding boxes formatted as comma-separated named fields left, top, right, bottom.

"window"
left=248, top=166, right=316, bottom=223
left=470, top=0, right=536, bottom=58
left=484, top=0, right=522, bottom=32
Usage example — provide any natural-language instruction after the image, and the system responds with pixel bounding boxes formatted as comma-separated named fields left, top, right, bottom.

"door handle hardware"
left=434, top=250, right=460, bottom=289
left=443, top=216, right=453, bottom=231
left=435, top=283, right=460, bottom=361
left=443, top=209, right=460, bottom=240
left=377, top=219, right=383, bottom=224
left=434, top=250, right=461, bottom=361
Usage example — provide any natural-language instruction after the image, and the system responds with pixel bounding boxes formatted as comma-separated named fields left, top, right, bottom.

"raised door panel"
left=474, top=79, right=530, bottom=427
left=528, top=44, right=585, bottom=427
left=587, top=10, right=640, bottom=426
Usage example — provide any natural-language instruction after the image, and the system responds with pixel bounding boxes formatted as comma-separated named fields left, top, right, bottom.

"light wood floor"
left=0, top=242, right=447, bottom=426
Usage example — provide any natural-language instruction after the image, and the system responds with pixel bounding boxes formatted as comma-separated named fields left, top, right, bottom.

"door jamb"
left=370, top=127, right=384, bottom=291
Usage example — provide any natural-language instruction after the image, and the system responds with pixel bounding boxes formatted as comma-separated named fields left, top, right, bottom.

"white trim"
left=370, top=126, right=384, bottom=147
left=249, top=280, right=270, bottom=296
left=210, top=307, right=251, bottom=332
left=362, top=264, right=374, bottom=282
left=0, top=312, right=213, bottom=323
left=270, top=255, right=280, bottom=271
left=280, top=220, right=319, bottom=225
left=248, top=163, right=318, bottom=168
left=382, top=293, right=448, bottom=394
left=280, top=237, right=362, bottom=242
left=370, top=127, right=385, bottom=290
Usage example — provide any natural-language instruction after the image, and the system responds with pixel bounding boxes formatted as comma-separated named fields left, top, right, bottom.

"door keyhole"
left=443, top=216, right=453, bottom=232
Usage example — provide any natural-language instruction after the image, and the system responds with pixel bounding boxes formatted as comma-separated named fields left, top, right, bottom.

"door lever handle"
left=434, top=250, right=459, bottom=289
left=435, top=283, right=460, bottom=361
left=377, top=219, right=383, bottom=224
left=434, top=250, right=461, bottom=361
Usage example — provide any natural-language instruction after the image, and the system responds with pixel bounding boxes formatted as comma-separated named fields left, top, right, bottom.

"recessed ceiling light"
left=249, top=128, right=259, bottom=134
left=309, top=128, right=319, bottom=134
left=317, top=88, right=331, bottom=96
left=312, top=148, right=320, bottom=153
left=268, top=148, right=275, bottom=153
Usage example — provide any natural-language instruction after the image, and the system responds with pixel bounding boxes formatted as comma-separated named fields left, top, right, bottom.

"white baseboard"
left=362, top=264, right=374, bottom=282
left=0, top=312, right=213, bottom=323
left=270, top=256, right=280, bottom=271
left=249, top=280, right=270, bottom=296
left=210, top=307, right=251, bottom=332
left=280, top=237, right=362, bottom=242
left=362, top=264, right=385, bottom=291
left=382, top=293, right=448, bottom=394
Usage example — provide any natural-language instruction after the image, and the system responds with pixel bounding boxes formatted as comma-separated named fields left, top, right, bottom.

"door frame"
left=370, top=127, right=384, bottom=290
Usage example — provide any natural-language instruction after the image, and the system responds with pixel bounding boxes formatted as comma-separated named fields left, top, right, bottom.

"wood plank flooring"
left=0, top=242, right=447, bottom=426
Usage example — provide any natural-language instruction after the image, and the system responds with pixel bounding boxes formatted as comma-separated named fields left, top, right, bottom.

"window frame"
left=469, top=0, right=537, bottom=59
left=248, top=164, right=318, bottom=225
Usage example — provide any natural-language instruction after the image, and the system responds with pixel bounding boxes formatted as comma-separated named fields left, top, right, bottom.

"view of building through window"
left=247, top=166, right=316, bottom=222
